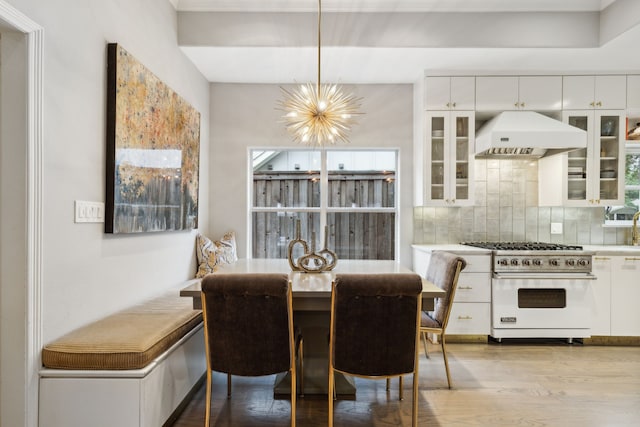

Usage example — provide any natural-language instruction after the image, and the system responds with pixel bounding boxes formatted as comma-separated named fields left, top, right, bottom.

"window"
left=250, top=149, right=397, bottom=260
left=605, top=144, right=640, bottom=225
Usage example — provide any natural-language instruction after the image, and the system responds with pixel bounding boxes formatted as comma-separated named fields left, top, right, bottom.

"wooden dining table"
left=180, top=258, right=445, bottom=396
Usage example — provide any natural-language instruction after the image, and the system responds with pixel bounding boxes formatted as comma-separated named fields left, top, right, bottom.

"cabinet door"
left=425, top=113, right=448, bottom=204
left=590, top=256, right=611, bottom=336
left=563, top=75, right=627, bottom=110
left=595, top=75, right=626, bottom=110
left=518, top=76, right=562, bottom=111
left=563, top=76, right=595, bottom=110
left=611, top=256, right=640, bottom=336
left=424, top=112, right=474, bottom=206
left=627, top=75, right=640, bottom=111
left=563, top=111, right=593, bottom=206
left=593, top=111, right=625, bottom=205
left=455, top=272, right=491, bottom=303
left=475, top=76, right=518, bottom=111
left=425, top=77, right=451, bottom=110
left=450, top=111, right=474, bottom=205
left=447, top=303, right=491, bottom=335
left=450, top=76, right=475, bottom=110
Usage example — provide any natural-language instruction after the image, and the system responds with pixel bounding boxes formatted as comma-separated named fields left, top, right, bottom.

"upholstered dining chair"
left=420, top=251, right=466, bottom=389
left=200, top=273, right=297, bottom=427
left=328, top=273, right=423, bottom=427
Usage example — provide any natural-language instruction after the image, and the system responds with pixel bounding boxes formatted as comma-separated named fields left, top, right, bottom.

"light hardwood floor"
left=170, top=340, right=640, bottom=427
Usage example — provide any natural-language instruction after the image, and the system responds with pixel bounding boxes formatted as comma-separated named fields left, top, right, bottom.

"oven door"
left=492, top=273, right=596, bottom=331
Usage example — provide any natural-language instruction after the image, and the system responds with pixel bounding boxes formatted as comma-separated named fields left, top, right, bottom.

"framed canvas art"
left=105, top=43, right=200, bottom=233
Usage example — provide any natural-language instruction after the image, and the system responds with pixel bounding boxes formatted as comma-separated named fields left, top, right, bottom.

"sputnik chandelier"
left=279, top=0, right=362, bottom=146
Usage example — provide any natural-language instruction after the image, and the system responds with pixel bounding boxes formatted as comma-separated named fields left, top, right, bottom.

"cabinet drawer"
left=460, top=255, right=491, bottom=273
left=446, top=303, right=490, bottom=335
left=455, top=272, right=491, bottom=302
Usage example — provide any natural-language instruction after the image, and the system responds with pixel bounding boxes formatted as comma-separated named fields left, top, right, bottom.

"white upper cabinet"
left=475, top=76, right=562, bottom=112
left=518, top=76, right=563, bottom=111
left=422, top=111, right=475, bottom=206
left=538, top=110, right=625, bottom=207
left=628, top=75, right=640, bottom=112
left=425, top=76, right=475, bottom=110
left=562, top=75, right=627, bottom=110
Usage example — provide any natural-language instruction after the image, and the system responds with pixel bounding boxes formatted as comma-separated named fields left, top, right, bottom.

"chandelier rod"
left=317, top=0, right=321, bottom=93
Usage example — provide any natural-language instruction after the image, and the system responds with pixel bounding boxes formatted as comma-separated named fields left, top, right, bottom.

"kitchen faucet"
left=633, top=211, right=640, bottom=246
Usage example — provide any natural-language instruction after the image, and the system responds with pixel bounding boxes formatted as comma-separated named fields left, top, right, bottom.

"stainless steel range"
left=461, top=242, right=596, bottom=342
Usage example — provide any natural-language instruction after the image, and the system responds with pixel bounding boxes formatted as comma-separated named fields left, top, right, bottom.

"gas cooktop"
left=460, top=241, right=583, bottom=251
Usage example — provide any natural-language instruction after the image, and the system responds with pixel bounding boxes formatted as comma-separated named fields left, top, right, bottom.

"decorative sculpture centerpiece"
left=288, top=220, right=337, bottom=273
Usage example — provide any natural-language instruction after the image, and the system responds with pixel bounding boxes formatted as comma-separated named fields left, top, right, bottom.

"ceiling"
left=172, top=0, right=640, bottom=83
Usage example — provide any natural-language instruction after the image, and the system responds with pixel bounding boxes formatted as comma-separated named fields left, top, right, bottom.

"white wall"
left=0, top=27, right=29, bottom=427
left=209, top=83, right=414, bottom=265
left=3, top=0, right=209, bottom=362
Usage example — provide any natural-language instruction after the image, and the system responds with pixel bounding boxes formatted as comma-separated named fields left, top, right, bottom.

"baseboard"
left=583, top=336, right=640, bottom=346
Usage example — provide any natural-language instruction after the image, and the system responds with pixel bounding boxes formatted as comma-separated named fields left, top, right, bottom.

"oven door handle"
left=492, top=272, right=597, bottom=280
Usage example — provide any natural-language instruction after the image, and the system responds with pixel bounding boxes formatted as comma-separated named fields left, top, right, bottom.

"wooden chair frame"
left=327, top=277, right=422, bottom=427
left=201, top=277, right=296, bottom=427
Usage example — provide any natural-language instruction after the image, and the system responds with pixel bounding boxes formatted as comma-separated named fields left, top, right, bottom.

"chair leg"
left=298, top=337, right=304, bottom=397
left=205, top=369, right=212, bottom=427
left=422, top=331, right=430, bottom=359
left=399, top=375, right=404, bottom=401
left=290, top=367, right=297, bottom=427
left=227, top=373, right=232, bottom=398
left=386, top=378, right=390, bottom=391
left=441, top=334, right=452, bottom=389
left=328, top=366, right=335, bottom=427
left=412, top=372, right=418, bottom=427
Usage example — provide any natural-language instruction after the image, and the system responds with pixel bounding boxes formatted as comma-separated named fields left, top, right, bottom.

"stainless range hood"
left=475, top=111, right=587, bottom=159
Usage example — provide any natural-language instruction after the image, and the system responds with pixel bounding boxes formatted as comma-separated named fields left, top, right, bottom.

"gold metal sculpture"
left=288, top=220, right=338, bottom=273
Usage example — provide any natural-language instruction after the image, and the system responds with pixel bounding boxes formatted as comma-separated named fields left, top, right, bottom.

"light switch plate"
left=75, top=200, right=105, bottom=223
left=550, top=222, right=563, bottom=234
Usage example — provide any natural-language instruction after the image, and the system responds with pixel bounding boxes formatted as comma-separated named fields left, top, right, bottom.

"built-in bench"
left=39, top=279, right=205, bottom=427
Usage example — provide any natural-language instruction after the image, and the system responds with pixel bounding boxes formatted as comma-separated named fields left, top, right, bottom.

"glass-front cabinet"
left=563, top=110, right=625, bottom=206
left=424, top=111, right=474, bottom=206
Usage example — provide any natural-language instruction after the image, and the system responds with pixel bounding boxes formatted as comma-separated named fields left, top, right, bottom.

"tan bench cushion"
left=42, top=293, right=202, bottom=370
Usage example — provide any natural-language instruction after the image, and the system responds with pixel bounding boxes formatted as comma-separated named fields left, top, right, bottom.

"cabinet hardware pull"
left=458, top=286, right=473, bottom=290
left=446, top=102, right=450, bottom=108
left=596, top=199, right=600, bottom=204
left=520, top=102, right=525, bottom=108
left=624, top=257, right=640, bottom=261
left=458, top=316, right=472, bottom=320
left=596, top=101, right=602, bottom=107
left=590, top=101, right=595, bottom=107
left=452, top=102, right=456, bottom=108
left=514, top=102, right=519, bottom=107
left=594, top=257, right=611, bottom=261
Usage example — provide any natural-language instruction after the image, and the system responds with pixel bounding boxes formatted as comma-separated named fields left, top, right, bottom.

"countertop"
left=581, top=245, right=640, bottom=256
left=412, top=244, right=492, bottom=254
left=412, top=243, right=640, bottom=256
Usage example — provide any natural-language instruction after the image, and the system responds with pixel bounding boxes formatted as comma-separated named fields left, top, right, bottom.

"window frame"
left=248, top=147, right=399, bottom=259
left=604, top=143, right=640, bottom=227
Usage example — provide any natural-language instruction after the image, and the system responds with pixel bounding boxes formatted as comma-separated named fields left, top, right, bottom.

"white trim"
left=0, top=2, right=44, bottom=427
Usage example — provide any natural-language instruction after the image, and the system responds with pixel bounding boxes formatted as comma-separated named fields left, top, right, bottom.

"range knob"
left=511, top=259, right=519, bottom=266
left=549, top=259, right=559, bottom=266
left=566, top=259, right=575, bottom=266
left=532, top=259, right=542, bottom=266
left=578, top=259, right=589, bottom=267
left=498, top=259, right=509, bottom=266
left=522, top=259, right=531, bottom=266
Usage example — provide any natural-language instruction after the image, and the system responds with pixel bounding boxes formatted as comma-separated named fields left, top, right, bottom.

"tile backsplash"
left=414, top=159, right=631, bottom=245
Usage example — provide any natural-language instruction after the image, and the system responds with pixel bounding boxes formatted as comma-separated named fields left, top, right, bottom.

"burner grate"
left=461, top=241, right=583, bottom=251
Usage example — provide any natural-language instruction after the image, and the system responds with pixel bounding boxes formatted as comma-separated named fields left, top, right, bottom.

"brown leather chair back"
left=330, top=273, right=423, bottom=376
left=201, top=273, right=292, bottom=376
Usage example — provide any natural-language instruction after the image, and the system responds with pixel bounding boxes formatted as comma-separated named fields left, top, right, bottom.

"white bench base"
left=39, top=323, right=205, bottom=427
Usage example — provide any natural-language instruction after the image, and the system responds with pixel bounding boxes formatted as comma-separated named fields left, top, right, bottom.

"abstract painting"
left=105, top=43, right=200, bottom=233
